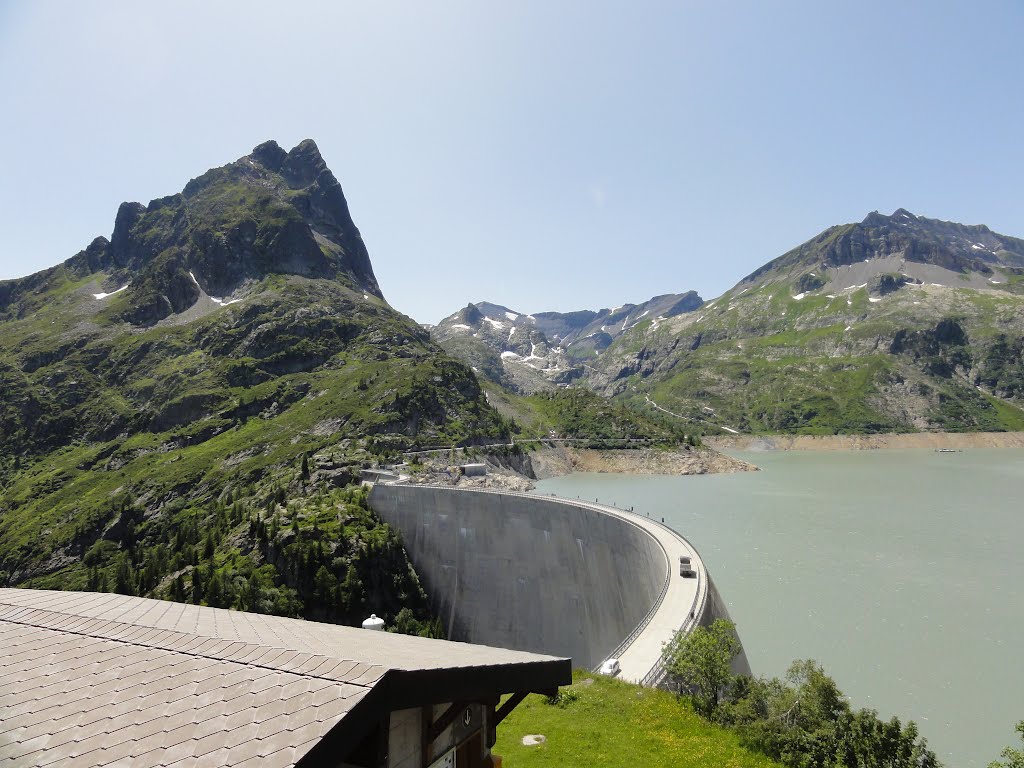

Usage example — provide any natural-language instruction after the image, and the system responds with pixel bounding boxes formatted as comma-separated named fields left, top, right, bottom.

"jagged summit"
left=250, top=139, right=288, bottom=170
left=2, top=139, right=382, bottom=326
left=862, top=207, right=918, bottom=226
left=247, top=138, right=332, bottom=187
left=460, top=303, right=484, bottom=325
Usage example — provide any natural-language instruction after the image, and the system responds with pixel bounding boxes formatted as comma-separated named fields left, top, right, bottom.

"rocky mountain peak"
left=250, top=139, right=287, bottom=171
left=745, top=209, right=1024, bottom=288
left=109, top=201, right=147, bottom=268
left=283, top=139, right=326, bottom=186
left=249, top=139, right=328, bottom=187
left=461, top=303, right=484, bottom=324
left=862, top=208, right=918, bottom=227
left=1, top=139, right=383, bottom=327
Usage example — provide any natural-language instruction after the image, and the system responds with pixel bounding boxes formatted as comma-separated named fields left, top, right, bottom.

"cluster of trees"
left=79, top=482, right=441, bottom=638
left=662, top=619, right=939, bottom=767
left=991, top=722, right=1024, bottom=768
left=0, top=451, right=21, bottom=488
left=527, top=388, right=691, bottom=443
left=84, top=494, right=250, bottom=599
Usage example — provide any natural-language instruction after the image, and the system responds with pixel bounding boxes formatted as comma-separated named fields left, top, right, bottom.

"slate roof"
left=0, top=589, right=570, bottom=767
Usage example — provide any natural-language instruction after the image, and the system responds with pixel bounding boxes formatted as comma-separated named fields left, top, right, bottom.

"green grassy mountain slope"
left=0, top=141, right=508, bottom=630
left=585, top=210, right=1024, bottom=434
left=482, top=384, right=690, bottom=444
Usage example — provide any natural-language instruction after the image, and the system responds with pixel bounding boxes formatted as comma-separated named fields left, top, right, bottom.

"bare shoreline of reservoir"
left=529, top=445, right=758, bottom=478
left=706, top=430, right=1024, bottom=451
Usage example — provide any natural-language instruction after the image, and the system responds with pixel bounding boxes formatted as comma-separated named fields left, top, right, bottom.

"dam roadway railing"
left=384, top=484, right=709, bottom=687
left=640, top=531, right=709, bottom=688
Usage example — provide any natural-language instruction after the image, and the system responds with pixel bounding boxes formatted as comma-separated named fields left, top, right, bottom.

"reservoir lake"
left=535, top=448, right=1024, bottom=768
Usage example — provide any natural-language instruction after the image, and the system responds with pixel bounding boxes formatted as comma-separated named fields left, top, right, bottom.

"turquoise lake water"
left=535, top=448, right=1024, bottom=768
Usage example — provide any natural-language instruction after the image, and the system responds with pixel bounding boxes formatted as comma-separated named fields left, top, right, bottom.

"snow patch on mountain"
left=93, top=285, right=129, bottom=300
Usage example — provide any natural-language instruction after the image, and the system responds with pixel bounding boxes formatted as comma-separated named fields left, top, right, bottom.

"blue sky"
left=1, top=1, right=1022, bottom=323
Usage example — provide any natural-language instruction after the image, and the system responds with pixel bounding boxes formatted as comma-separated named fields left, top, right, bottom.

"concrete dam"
left=368, top=486, right=748, bottom=682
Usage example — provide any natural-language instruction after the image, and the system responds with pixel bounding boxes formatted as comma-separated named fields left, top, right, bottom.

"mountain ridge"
left=433, top=209, right=1024, bottom=434
left=584, top=209, right=1024, bottom=434
left=743, top=208, right=1024, bottom=288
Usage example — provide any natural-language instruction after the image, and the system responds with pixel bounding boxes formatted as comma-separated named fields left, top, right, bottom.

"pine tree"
left=113, top=555, right=136, bottom=596
left=191, top=568, right=204, bottom=604
left=171, top=574, right=186, bottom=602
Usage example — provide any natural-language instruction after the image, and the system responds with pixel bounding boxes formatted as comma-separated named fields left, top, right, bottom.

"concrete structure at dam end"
left=368, top=486, right=749, bottom=683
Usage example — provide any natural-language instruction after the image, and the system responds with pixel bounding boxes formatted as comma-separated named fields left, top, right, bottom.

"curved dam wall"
left=368, top=486, right=668, bottom=670
left=703, top=577, right=752, bottom=677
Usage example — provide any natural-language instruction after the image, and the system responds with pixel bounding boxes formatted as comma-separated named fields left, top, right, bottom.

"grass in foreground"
left=493, top=670, right=781, bottom=768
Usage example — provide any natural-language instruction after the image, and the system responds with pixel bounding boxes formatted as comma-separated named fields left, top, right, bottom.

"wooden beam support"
left=376, top=713, right=390, bottom=768
left=426, top=701, right=471, bottom=746
left=420, top=705, right=432, bottom=768
left=493, top=691, right=529, bottom=728
left=424, top=692, right=550, bottom=763
left=486, top=697, right=499, bottom=748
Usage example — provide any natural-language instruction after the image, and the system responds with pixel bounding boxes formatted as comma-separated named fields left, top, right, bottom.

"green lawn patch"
left=494, top=671, right=780, bottom=768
